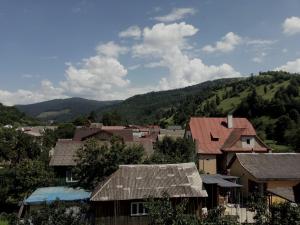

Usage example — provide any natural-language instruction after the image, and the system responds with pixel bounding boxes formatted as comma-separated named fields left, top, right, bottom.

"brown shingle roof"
left=90, top=163, right=208, bottom=201
left=49, top=140, right=84, bottom=166
left=73, top=128, right=102, bottom=141
left=235, top=153, right=300, bottom=181
left=73, top=127, right=134, bottom=142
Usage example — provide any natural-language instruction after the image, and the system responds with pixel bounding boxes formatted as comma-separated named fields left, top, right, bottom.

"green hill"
left=96, top=78, right=239, bottom=124
left=16, top=97, right=120, bottom=122
left=160, top=71, right=300, bottom=152
left=0, top=103, right=37, bottom=126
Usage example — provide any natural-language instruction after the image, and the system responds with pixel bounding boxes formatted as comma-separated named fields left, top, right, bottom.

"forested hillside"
left=162, top=71, right=300, bottom=152
left=16, top=97, right=120, bottom=122
left=0, top=103, right=37, bottom=126
left=97, top=78, right=239, bottom=124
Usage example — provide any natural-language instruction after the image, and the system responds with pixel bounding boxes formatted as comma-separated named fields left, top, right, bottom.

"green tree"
left=146, top=192, right=200, bottom=225
left=88, top=110, right=97, bottom=122
left=247, top=193, right=269, bottom=225
left=148, top=137, right=195, bottom=164
left=0, top=129, right=41, bottom=166
left=74, top=138, right=144, bottom=189
left=101, top=111, right=122, bottom=125
left=24, top=201, right=88, bottom=225
left=55, top=123, right=76, bottom=139
left=269, top=202, right=300, bottom=225
left=6, top=160, right=54, bottom=204
left=274, top=115, right=293, bottom=144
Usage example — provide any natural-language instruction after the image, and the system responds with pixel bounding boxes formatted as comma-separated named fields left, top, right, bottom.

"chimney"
left=227, top=113, right=233, bottom=128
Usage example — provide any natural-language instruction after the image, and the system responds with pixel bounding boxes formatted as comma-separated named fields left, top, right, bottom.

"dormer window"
left=246, top=139, right=251, bottom=145
left=242, top=136, right=255, bottom=148
left=210, top=133, right=219, bottom=142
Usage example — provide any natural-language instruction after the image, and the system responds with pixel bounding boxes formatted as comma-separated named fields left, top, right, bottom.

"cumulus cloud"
left=0, top=23, right=242, bottom=105
left=0, top=80, right=66, bottom=106
left=133, top=22, right=198, bottom=57
left=202, top=32, right=242, bottom=53
left=275, top=58, right=300, bottom=73
left=119, top=26, right=141, bottom=39
left=283, top=16, right=300, bottom=35
left=154, top=8, right=196, bottom=22
left=96, top=41, right=128, bottom=58
left=133, top=22, right=240, bottom=90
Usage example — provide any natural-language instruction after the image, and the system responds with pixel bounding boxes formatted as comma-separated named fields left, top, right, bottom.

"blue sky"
left=0, top=0, right=300, bottom=105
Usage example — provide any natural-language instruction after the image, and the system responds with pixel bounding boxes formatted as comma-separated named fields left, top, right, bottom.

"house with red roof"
left=186, top=114, right=271, bottom=174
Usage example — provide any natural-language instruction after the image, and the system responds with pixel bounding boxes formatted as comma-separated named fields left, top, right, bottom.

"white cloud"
left=252, top=52, right=267, bottom=63
left=128, top=64, right=141, bottom=70
left=96, top=41, right=128, bottom=58
left=283, top=16, right=300, bottom=35
left=202, top=32, right=242, bottom=53
left=119, top=26, right=141, bottom=39
left=154, top=8, right=196, bottom=22
left=133, top=22, right=198, bottom=57
left=144, top=61, right=163, bottom=68
left=245, top=39, right=276, bottom=46
left=0, top=80, right=66, bottom=106
left=275, top=58, right=300, bottom=73
left=133, top=22, right=240, bottom=90
left=0, top=23, right=242, bottom=105
left=60, top=55, right=130, bottom=97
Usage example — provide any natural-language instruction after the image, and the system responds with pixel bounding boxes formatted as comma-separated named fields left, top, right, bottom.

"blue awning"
left=25, top=186, right=91, bottom=205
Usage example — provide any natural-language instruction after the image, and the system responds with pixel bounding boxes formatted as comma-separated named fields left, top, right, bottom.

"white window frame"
left=130, top=202, right=148, bottom=216
left=66, top=170, right=78, bottom=183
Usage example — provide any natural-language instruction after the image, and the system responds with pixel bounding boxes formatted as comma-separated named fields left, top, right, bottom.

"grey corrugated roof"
left=201, top=174, right=242, bottom=188
left=49, top=140, right=84, bottom=166
left=91, top=163, right=208, bottom=201
left=236, top=153, right=300, bottom=181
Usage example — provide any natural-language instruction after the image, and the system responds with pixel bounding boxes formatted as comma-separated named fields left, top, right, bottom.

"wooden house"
left=228, top=153, right=300, bottom=203
left=90, top=163, right=208, bottom=225
left=186, top=115, right=271, bottom=174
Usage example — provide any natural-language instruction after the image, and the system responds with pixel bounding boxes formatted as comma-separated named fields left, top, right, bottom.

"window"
left=66, top=170, right=78, bottom=183
left=246, top=139, right=251, bottom=145
left=131, top=202, right=148, bottom=216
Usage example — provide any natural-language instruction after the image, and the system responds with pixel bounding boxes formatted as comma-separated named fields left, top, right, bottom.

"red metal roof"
left=189, top=117, right=261, bottom=155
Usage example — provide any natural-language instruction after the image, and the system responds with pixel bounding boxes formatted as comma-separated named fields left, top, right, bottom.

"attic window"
left=246, top=139, right=251, bottom=145
left=210, top=133, right=219, bottom=142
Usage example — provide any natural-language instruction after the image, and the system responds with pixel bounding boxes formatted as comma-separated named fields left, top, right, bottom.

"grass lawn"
left=265, top=140, right=293, bottom=153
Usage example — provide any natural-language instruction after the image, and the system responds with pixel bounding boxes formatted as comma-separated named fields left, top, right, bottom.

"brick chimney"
left=227, top=113, right=233, bottom=128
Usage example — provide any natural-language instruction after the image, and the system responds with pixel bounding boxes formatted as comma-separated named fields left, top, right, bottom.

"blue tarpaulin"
left=24, top=186, right=91, bottom=205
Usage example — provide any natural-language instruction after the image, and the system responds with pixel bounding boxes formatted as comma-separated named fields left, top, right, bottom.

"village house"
left=49, top=139, right=84, bottom=183
left=17, top=126, right=57, bottom=137
left=200, top=174, right=242, bottom=209
left=228, top=153, right=300, bottom=203
left=90, top=163, right=208, bottom=225
left=157, top=125, right=185, bottom=141
left=50, top=125, right=157, bottom=183
left=185, top=115, right=271, bottom=174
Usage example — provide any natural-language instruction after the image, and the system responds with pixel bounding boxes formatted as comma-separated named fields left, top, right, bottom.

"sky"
left=0, top=0, right=300, bottom=106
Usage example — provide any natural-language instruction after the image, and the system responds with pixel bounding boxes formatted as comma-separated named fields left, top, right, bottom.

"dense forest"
left=0, top=104, right=37, bottom=126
